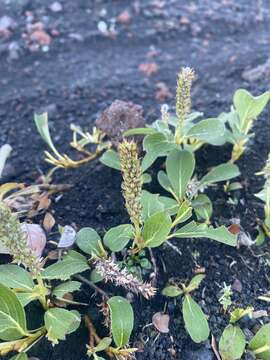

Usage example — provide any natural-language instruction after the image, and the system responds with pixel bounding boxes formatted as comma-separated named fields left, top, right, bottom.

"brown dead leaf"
left=21, top=223, right=47, bottom=257
left=37, top=194, right=51, bottom=211
left=30, top=29, right=51, bottom=45
left=155, top=82, right=172, bottom=101
left=138, top=62, right=159, bottom=76
left=43, top=212, right=55, bottom=232
left=117, top=10, right=132, bottom=24
left=179, top=16, right=190, bottom=26
left=152, top=312, right=170, bottom=333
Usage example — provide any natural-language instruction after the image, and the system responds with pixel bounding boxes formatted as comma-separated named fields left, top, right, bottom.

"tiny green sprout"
left=162, top=275, right=210, bottom=343
left=218, top=282, right=233, bottom=312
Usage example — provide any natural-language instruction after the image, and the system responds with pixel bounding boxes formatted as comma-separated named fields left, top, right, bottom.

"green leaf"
left=200, top=163, right=240, bottom=186
left=52, top=281, right=81, bottom=299
left=219, top=325, right=246, bottom=360
left=158, top=196, right=179, bottom=216
left=93, top=337, right=112, bottom=352
left=123, top=127, right=156, bottom=136
left=90, top=269, right=104, bottom=283
left=185, top=274, right=205, bottom=293
left=34, top=113, right=58, bottom=154
left=182, top=295, right=209, bottom=343
left=192, top=194, right=213, bottom=221
left=16, top=292, right=37, bottom=307
left=141, top=152, right=158, bottom=172
left=10, top=354, right=28, bottom=360
left=0, top=265, right=34, bottom=291
left=186, top=118, right=226, bottom=145
left=76, top=228, right=103, bottom=257
left=162, top=285, right=182, bottom=297
left=158, top=171, right=173, bottom=193
left=103, top=224, right=134, bottom=252
left=108, top=296, right=134, bottom=348
left=42, top=250, right=89, bottom=280
left=255, top=227, right=265, bottom=246
left=45, top=308, right=81, bottom=344
left=166, top=149, right=195, bottom=199
left=0, top=284, right=28, bottom=341
left=143, top=133, right=175, bottom=157
left=174, top=199, right=192, bottom=225
left=233, top=89, right=270, bottom=132
left=142, top=212, right=172, bottom=248
left=173, top=221, right=237, bottom=246
left=249, top=323, right=270, bottom=359
left=141, top=191, right=165, bottom=220
left=100, top=150, right=121, bottom=170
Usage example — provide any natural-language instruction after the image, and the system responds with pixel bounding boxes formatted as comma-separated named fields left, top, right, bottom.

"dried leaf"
left=138, top=62, right=159, bottom=76
left=58, top=225, right=76, bottom=248
left=152, top=312, right=170, bottom=333
left=21, top=223, right=46, bottom=257
left=37, top=194, right=51, bottom=211
left=43, top=212, right=55, bottom=232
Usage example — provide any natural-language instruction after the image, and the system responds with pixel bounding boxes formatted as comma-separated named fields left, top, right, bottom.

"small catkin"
left=95, top=257, right=156, bottom=299
left=176, top=67, right=195, bottom=124
left=0, top=202, right=41, bottom=275
left=118, top=140, right=143, bottom=228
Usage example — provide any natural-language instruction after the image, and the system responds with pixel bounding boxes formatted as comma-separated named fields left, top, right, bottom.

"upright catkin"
left=176, top=67, right=195, bottom=124
left=0, top=202, right=41, bottom=275
left=118, top=140, right=143, bottom=230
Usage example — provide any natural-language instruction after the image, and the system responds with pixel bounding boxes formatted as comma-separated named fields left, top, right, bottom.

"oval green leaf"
left=142, top=212, right=172, bottom=248
left=108, top=296, right=134, bottom=348
left=219, top=325, right=246, bottom=360
left=182, top=295, right=209, bottom=343
left=0, top=283, right=28, bottom=341
left=45, top=308, right=81, bottom=344
left=103, top=224, right=134, bottom=252
left=200, top=163, right=240, bottom=186
left=0, top=265, right=34, bottom=291
left=76, top=228, right=103, bottom=256
left=249, top=323, right=270, bottom=360
left=166, top=149, right=195, bottom=199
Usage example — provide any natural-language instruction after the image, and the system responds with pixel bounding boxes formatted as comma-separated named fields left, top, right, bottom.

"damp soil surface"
left=1, top=1, right=270, bottom=359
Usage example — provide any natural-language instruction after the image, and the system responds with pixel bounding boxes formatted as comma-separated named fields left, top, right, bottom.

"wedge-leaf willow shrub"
left=0, top=203, right=135, bottom=359
left=10, top=67, right=270, bottom=357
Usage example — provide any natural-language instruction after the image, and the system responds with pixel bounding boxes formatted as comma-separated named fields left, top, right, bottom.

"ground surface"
left=1, top=0, right=270, bottom=359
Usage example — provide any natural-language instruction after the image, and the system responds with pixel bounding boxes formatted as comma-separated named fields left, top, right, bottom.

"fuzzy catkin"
left=95, top=257, right=156, bottom=299
left=118, top=140, right=143, bottom=228
left=176, top=67, right=195, bottom=124
left=0, top=202, right=40, bottom=275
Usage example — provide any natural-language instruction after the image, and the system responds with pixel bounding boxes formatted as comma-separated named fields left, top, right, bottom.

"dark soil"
left=1, top=1, right=270, bottom=359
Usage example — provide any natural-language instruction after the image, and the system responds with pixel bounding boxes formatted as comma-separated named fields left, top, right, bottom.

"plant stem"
left=74, top=274, right=109, bottom=300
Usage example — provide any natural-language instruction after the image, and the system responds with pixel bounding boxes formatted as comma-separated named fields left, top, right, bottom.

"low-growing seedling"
left=219, top=307, right=270, bottom=360
left=162, top=274, right=209, bottom=343
left=218, top=283, right=233, bottom=313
